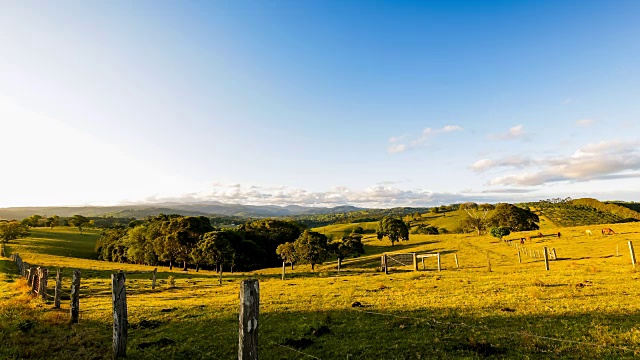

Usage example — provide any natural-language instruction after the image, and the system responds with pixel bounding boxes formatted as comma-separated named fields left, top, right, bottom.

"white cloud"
left=563, top=98, right=574, bottom=104
left=487, top=125, right=526, bottom=141
left=388, top=124, right=463, bottom=153
left=387, top=144, right=406, bottom=153
left=480, top=140, right=640, bottom=186
left=575, top=119, right=594, bottom=127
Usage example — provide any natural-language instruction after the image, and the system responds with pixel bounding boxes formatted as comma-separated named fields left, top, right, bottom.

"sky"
left=1, top=0, right=640, bottom=208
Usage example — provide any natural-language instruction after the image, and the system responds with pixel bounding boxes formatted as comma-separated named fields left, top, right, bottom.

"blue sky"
left=1, top=1, right=639, bottom=207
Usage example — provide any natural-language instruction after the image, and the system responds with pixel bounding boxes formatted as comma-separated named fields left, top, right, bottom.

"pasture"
left=2, top=222, right=640, bottom=359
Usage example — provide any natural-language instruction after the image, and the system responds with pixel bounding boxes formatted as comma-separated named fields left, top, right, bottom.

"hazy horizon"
left=2, top=1, right=639, bottom=208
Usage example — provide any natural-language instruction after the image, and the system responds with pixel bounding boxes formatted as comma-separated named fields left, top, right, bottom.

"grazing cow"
left=520, top=237, right=526, bottom=244
left=585, top=230, right=592, bottom=236
left=557, top=232, right=561, bottom=238
left=526, top=236, right=531, bottom=242
left=602, top=228, right=616, bottom=235
left=538, top=232, right=543, bottom=238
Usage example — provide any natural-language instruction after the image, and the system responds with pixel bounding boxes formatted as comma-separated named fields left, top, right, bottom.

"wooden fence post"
left=39, top=268, right=48, bottom=300
left=112, top=272, right=128, bottom=359
left=31, top=267, right=40, bottom=294
left=239, top=279, right=259, bottom=360
left=0, top=244, right=5, bottom=257
left=337, top=258, right=341, bottom=274
left=219, top=265, right=223, bottom=285
left=54, top=269, right=62, bottom=308
left=152, top=268, right=157, bottom=290
left=486, top=252, right=491, bottom=272
left=454, top=254, right=459, bottom=268
left=282, top=262, right=286, bottom=280
left=412, top=253, right=418, bottom=271
left=629, top=241, right=637, bottom=268
left=70, top=269, right=80, bottom=324
left=437, top=253, right=441, bottom=272
left=383, top=254, right=389, bottom=275
left=543, top=247, right=550, bottom=271
left=518, top=252, right=522, bottom=264
left=616, top=245, right=620, bottom=257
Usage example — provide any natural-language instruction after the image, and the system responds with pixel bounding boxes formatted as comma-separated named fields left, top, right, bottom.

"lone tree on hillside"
left=331, top=234, right=365, bottom=271
left=490, top=227, right=511, bottom=240
left=376, top=217, right=409, bottom=246
left=293, top=230, right=329, bottom=271
left=488, top=203, right=540, bottom=231
left=0, top=221, right=29, bottom=243
left=461, top=208, right=489, bottom=235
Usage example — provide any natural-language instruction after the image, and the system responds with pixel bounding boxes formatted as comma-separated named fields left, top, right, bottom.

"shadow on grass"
left=5, top=301, right=640, bottom=359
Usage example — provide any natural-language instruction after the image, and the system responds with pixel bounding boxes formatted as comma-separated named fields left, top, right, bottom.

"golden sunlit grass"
left=2, top=222, right=640, bottom=358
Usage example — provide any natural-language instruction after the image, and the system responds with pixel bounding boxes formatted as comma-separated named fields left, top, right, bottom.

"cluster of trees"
left=276, top=230, right=365, bottom=271
left=0, top=220, right=29, bottom=243
left=461, top=203, right=540, bottom=235
left=97, top=216, right=334, bottom=272
left=97, top=215, right=367, bottom=273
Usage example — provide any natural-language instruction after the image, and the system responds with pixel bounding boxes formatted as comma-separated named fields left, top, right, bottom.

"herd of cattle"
left=519, top=228, right=615, bottom=244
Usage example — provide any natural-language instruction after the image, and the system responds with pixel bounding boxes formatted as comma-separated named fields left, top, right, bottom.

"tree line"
left=96, top=215, right=367, bottom=273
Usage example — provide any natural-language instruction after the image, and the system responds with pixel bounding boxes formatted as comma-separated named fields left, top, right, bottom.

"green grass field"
left=2, top=223, right=640, bottom=359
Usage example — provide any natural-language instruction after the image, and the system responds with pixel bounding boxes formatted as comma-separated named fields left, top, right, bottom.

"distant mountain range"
left=0, top=201, right=364, bottom=220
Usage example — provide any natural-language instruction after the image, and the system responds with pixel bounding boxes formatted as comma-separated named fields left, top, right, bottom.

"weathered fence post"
left=543, top=247, right=550, bottom=271
left=616, top=245, right=620, bottom=257
left=112, top=271, right=128, bottom=359
left=239, top=279, right=259, bottom=360
left=26, top=267, right=33, bottom=287
left=70, top=269, right=80, bottom=324
left=282, top=262, right=286, bottom=280
left=486, top=252, right=491, bottom=272
left=437, top=253, right=441, bottom=272
left=337, top=258, right=342, bottom=274
left=412, top=253, right=418, bottom=271
left=31, top=267, right=40, bottom=294
left=219, top=265, right=223, bottom=285
left=0, top=244, right=5, bottom=257
left=151, top=268, right=157, bottom=290
left=39, top=268, right=48, bottom=300
left=518, top=252, right=522, bottom=264
left=629, top=241, right=637, bottom=268
left=383, top=254, right=389, bottom=275
left=54, top=269, right=62, bottom=308
left=454, top=254, right=459, bottom=268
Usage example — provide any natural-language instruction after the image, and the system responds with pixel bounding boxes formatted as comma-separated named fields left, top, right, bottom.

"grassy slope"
left=2, top=224, right=640, bottom=359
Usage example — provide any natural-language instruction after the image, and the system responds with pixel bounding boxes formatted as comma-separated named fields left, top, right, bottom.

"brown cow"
left=602, top=228, right=616, bottom=235
left=520, top=237, right=526, bottom=244
left=557, top=232, right=561, bottom=238
left=537, top=232, right=543, bottom=238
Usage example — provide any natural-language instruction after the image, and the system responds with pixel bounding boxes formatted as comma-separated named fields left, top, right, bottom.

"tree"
left=488, top=203, right=540, bottom=231
left=162, top=216, right=214, bottom=270
left=68, top=215, right=90, bottom=234
left=490, top=227, right=511, bottom=240
left=21, top=215, right=43, bottom=227
left=293, top=230, right=329, bottom=271
left=198, top=231, right=236, bottom=273
left=461, top=208, right=489, bottom=235
left=331, top=234, right=365, bottom=271
left=45, top=216, right=60, bottom=229
left=0, top=221, right=29, bottom=243
left=376, top=217, right=409, bottom=246
left=276, top=242, right=296, bottom=269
